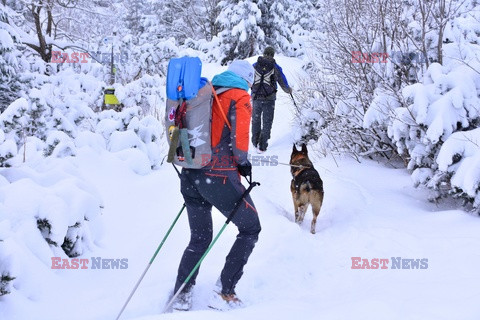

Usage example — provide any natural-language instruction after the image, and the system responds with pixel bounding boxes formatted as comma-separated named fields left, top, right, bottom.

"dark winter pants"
left=174, top=168, right=261, bottom=295
left=251, top=99, right=276, bottom=151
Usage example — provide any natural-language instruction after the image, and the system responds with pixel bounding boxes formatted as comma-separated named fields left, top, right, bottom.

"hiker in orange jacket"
left=172, top=60, right=261, bottom=311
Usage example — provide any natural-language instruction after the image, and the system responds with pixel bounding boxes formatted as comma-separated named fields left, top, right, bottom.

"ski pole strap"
left=172, top=163, right=181, bottom=177
left=225, top=180, right=260, bottom=224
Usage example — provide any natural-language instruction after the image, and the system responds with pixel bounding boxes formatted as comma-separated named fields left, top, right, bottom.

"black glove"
left=238, top=161, right=252, bottom=178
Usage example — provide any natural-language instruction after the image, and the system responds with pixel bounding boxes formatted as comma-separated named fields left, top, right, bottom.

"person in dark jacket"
left=251, top=46, right=292, bottom=153
left=172, top=60, right=261, bottom=311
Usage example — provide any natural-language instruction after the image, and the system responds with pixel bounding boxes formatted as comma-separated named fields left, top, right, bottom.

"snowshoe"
left=171, top=290, right=193, bottom=311
left=208, top=291, right=243, bottom=311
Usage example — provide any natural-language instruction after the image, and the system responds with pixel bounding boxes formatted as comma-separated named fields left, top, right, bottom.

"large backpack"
left=165, top=56, right=229, bottom=168
left=252, top=58, right=277, bottom=98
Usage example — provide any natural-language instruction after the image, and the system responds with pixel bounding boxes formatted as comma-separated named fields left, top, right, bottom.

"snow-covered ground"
left=1, top=57, right=479, bottom=320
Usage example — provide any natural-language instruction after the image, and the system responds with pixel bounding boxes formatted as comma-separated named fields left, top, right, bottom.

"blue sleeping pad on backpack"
left=167, top=56, right=207, bottom=100
left=165, top=56, right=211, bottom=167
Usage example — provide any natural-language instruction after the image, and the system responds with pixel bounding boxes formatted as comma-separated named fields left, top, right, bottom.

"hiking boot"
left=171, top=289, right=193, bottom=311
left=208, top=291, right=243, bottom=311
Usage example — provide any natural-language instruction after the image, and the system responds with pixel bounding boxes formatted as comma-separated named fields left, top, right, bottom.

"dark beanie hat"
left=263, top=46, right=275, bottom=57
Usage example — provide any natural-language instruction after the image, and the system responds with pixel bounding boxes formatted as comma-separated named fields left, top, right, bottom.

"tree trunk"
left=30, top=1, right=53, bottom=63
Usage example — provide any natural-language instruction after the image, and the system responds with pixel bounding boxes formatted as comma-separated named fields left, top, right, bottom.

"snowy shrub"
left=428, top=128, right=480, bottom=212
left=96, top=107, right=165, bottom=169
left=113, top=73, right=165, bottom=116
left=295, top=69, right=397, bottom=161
left=359, top=0, right=480, bottom=211
left=0, top=162, right=104, bottom=257
left=0, top=271, right=15, bottom=296
left=43, top=130, right=76, bottom=158
left=0, top=67, right=104, bottom=155
left=0, top=231, right=15, bottom=296
left=389, top=62, right=480, bottom=170
left=109, top=130, right=147, bottom=153
left=116, top=35, right=177, bottom=84
left=370, top=58, right=480, bottom=211
left=62, top=221, right=90, bottom=258
left=0, top=129, right=16, bottom=167
left=0, top=98, right=30, bottom=144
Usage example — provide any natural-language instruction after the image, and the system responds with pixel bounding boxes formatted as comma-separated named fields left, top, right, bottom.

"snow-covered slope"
left=1, top=57, right=479, bottom=320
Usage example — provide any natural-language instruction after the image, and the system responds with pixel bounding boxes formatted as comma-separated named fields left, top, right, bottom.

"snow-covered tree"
left=216, top=0, right=263, bottom=63
left=123, top=0, right=147, bottom=40
left=431, top=128, right=480, bottom=212
left=0, top=4, right=23, bottom=112
left=257, top=0, right=314, bottom=56
left=364, top=0, right=480, bottom=210
left=294, top=0, right=399, bottom=159
left=390, top=61, right=480, bottom=210
left=154, top=0, right=221, bottom=45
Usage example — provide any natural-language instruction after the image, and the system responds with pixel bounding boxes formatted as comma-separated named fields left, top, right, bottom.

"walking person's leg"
left=174, top=170, right=214, bottom=294
left=194, top=169, right=261, bottom=296
left=220, top=196, right=260, bottom=295
left=251, top=100, right=263, bottom=148
left=258, top=100, right=275, bottom=151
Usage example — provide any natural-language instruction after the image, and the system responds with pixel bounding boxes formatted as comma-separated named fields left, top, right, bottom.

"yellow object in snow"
left=104, top=88, right=120, bottom=105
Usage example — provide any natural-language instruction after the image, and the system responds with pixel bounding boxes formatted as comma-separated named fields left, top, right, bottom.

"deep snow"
left=1, top=56, right=479, bottom=320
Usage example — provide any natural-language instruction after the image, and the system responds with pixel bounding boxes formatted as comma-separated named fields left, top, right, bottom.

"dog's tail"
left=297, top=181, right=312, bottom=194
left=297, top=180, right=324, bottom=194
left=305, top=182, right=312, bottom=193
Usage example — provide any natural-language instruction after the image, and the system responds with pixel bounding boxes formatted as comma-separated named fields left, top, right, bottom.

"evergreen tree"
left=0, top=4, right=22, bottom=112
left=217, top=0, right=264, bottom=64
left=123, top=0, right=147, bottom=41
left=257, top=0, right=314, bottom=56
left=153, top=0, right=221, bottom=45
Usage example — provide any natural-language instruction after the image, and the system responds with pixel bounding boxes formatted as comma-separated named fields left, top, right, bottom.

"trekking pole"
left=289, top=92, right=299, bottom=110
left=115, top=204, right=186, bottom=320
left=163, top=180, right=260, bottom=313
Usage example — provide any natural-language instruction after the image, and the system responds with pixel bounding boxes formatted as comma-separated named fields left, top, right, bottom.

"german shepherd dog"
left=290, top=144, right=324, bottom=234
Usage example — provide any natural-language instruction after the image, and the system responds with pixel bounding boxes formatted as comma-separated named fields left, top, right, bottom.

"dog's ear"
left=292, top=144, right=298, bottom=154
left=301, top=143, right=308, bottom=154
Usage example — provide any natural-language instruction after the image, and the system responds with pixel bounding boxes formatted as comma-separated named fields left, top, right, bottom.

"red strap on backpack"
left=174, top=101, right=188, bottom=129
